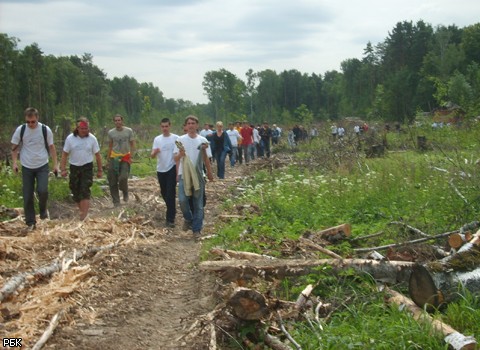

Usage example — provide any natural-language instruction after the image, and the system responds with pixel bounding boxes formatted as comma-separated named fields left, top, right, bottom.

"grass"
left=1, top=121, right=478, bottom=348
left=204, top=120, right=480, bottom=348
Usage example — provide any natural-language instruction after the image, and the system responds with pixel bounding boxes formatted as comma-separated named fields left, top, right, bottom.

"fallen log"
left=387, top=288, right=477, bottom=350
left=448, top=232, right=473, bottom=249
left=0, top=241, right=120, bottom=302
left=200, top=258, right=414, bottom=284
left=210, top=248, right=276, bottom=261
left=409, top=244, right=480, bottom=309
left=228, top=287, right=269, bottom=320
left=303, top=223, right=351, bottom=244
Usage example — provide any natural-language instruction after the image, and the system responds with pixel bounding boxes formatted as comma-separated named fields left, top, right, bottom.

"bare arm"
left=11, top=143, right=20, bottom=174
left=201, top=145, right=213, bottom=181
left=49, top=143, right=59, bottom=174
left=95, top=152, right=103, bottom=178
left=108, top=140, right=113, bottom=157
left=151, top=148, right=160, bottom=158
left=130, top=139, right=136, bottom=156
left=60, top=151, right=69, bottom=177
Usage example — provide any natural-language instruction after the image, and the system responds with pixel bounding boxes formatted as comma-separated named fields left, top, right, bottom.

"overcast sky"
left=1, top=0, right=479, bottom=104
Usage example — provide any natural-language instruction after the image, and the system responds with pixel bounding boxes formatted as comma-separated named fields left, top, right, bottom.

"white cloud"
left=0, top=0, right=479, bottom=103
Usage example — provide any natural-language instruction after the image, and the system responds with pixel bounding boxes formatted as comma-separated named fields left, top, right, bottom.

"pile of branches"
left=197, top=221, right=479, bottom=350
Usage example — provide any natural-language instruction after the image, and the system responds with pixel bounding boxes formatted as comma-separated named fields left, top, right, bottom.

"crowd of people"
left=13, top=107, right=375, bottom=239
left=10, top=108, right=286, bottom=240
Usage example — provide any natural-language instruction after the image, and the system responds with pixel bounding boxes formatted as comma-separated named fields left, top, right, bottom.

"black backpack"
left=19, top=123, right=50, bottom=154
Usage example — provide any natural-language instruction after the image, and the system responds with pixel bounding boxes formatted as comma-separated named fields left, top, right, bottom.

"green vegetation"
left=204, top=123, right=480, bottom=349
left=2, top=21, right=480, bottom=129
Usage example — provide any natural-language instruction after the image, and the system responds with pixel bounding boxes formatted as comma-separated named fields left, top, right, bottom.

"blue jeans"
left=157, top=166, right=177, bottom=223
left=178, top=176, right=205, bottom=232
left=22, top=163, right=49, bottom=226
left=229, top=147, right=238, bottom=166
left=214, top=150, right=227, bottom=179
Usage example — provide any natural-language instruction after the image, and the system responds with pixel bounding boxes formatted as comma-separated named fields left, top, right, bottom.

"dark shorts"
left=69, top=162, right=93, bottom=202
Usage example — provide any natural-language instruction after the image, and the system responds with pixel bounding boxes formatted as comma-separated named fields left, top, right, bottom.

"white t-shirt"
left=11, top=122, right=54, bottom=169
left=226, top=129, right=241, bottom=147
left=63, top=133, right=100, bottom=166
left=253, top=128, right=260, bottom=143
left=152, top=133, right=178, bottom=173
left=174, top=134, right=209, bottom=176
left=199, top=129, right=213, bottom=138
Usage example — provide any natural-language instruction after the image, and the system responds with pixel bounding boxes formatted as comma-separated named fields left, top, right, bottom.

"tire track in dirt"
left=48, top=166, right=245, bottom=349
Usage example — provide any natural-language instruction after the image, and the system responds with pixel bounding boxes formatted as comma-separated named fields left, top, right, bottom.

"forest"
left=1, top=20, right=480, bottom=129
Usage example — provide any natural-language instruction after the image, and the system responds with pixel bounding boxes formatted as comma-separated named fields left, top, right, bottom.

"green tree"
left=293, top=104, right=313, bottom=125
left=203, top=68, right=246, bottom=122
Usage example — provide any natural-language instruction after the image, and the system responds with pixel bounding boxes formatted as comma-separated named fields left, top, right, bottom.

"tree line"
left=1, top=20, right=480, bottom=129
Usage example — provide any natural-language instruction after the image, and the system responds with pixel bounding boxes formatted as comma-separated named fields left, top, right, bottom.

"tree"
left=203, top=68, right=246, bottom=122
left=256, top=69, right=281, bottom=122
left=293, top=104, right=313, bottom=125
left=245, top=68, right=257, bottom=118
left=462, top=23, right=480, bottom=64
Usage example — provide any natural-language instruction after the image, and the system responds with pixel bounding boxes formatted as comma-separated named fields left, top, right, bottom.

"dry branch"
left=32, top=309, right=66, bottom=350
left=303, top=223, right=351, bottom=244
left=387, top=288, right=477, bottom=350
left=298, top=237, right=342, bottom=259
left=264, top=333, right=294, bottom=350
left=353, top=230, right=455, bottom=253
left=389, top=221, right=429, bottom=237
left=210, top=248, right=276, bottom=261
left=200, top=258, right=414, bottom=284
left=0, top=241, right=120, bottom=302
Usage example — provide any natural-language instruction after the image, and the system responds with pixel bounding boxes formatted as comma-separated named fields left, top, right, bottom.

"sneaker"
left=40, top=210, right=50, bottom=220
left=166, top=221, right=175, bottom=228
left=27, top=224, right=36, bottom=232
left=123, top=192, right=129, bottom=202
left=193, top=231, right=201, bottom=241
left=182, top=220, right=192, bottom=232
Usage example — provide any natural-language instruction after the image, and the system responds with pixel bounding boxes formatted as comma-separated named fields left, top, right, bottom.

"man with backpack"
left=11, top=107, right=59, bottom=231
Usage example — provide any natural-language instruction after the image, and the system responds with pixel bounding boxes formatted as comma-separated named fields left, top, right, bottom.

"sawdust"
left=0, top=165, right=247, bottom=349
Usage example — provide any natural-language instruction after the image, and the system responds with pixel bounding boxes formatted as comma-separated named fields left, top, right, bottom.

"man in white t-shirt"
left=226, top=123, right=242, bottom=167
left=60, top=117, right=102, bottom=221
left=174, top=115, right=213, bottom=240
left=11, top=107, right=59, bottom=230
left=199, top=123, right=214, bottom=138
left=151, top=118, right=179, bottom=228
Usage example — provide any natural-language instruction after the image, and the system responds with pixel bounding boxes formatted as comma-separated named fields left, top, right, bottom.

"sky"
left=1, top=0, right=479, bottom=104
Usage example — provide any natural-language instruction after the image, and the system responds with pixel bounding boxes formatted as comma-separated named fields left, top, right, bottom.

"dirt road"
left=1, top=165, right=245, bottom=350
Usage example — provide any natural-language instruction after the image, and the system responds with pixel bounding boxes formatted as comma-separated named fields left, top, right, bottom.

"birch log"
left=388, top=288, right=477, bottom=350
left=409, top=242, right=480, bottom=308
left=200, top=258, right=414, bottom=284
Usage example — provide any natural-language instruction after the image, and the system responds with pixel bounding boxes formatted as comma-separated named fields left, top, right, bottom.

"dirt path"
left=33, top=165, right=246, bottom=349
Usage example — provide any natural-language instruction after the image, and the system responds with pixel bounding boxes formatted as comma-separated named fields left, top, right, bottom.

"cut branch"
left=32, top=309, right=66, bottom=350
left=298, top=237, right=342, bottom=259
left=353, top=230, right=455, bottom=253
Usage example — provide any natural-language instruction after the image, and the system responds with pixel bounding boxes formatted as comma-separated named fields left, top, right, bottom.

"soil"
left=1, top=164, right=248, bottom=350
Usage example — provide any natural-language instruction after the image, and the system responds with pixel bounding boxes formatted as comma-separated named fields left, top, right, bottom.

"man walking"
left=11, top=107, right=59, bottom=230
left=174, top=115, right=213, bottom=240
left=151, top=118, right=179, bottom=228
left=60, top=117, right=102, bottom=221
left=107, top=114, right=135, bottom=207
